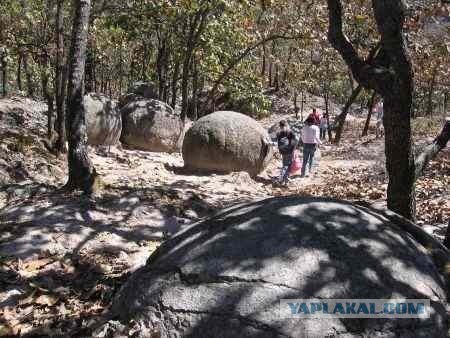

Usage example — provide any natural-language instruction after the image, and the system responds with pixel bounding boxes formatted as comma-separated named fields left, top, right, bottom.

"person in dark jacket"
left=276, top=120, right=296, bottom=185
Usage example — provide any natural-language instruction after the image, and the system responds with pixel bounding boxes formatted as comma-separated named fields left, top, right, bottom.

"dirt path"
left=0, top=99, right=448, bottom=336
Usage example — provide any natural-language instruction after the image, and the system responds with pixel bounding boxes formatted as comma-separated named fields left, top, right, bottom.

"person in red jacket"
left=308, top=108, right=321, bottom=126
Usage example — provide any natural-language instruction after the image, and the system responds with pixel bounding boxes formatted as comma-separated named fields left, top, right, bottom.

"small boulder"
left=84, top=93, right=121, bottom=146
left=118, top=82, right=158, bottom=109
left=120, top=99, right=184, bottom=153
left=182, top=111, right=273, bottom=176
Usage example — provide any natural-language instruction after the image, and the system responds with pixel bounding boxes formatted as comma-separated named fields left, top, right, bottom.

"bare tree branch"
left=327, top=0, right=392, bottom=93
left=415, top=118, right=450, bottom=179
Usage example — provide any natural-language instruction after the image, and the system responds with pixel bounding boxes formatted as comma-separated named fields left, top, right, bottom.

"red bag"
left=289, top=152, right=302, bottom=174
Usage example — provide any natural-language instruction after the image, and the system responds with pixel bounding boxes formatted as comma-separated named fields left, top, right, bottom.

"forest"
left=0, top=0, right=449, bottom=337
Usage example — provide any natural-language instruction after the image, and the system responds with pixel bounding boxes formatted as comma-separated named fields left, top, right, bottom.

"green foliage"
left=0, top=0, right=447, bottom=121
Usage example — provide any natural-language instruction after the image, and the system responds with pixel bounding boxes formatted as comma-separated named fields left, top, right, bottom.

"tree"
left=0, top=47, right=7, bottom=97
left=65, top=0, right=96, bottom=194
left=362, top=91, right=377, bottom=137
left=326, top=0, right=449, bottom=220
left=55, top=0, right=67, bottom=154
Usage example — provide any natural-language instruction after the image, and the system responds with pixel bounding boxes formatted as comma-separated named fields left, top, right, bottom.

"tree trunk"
left=384, top=93, right=416, bottom=220
left=17, top=52, right=22, bottom=92
left=171, top=59, right=180, bottom=109
left=191, top=59, right=199, bottom=121
left=261, top=43, right=266, bottom=77
left=65, top=0, right=96, bottom=194
left=156, top=35, right=168, bottom=101
left=55, top=0, right=67, bottom=154
left=85, top=47, right=94, bottom=93
left=23, top=54, right=35, bottom=97
left=362, top=91, right=376, bottom=136
left=327, top=0, right=416, bottom=219
left=180, top=47, right=193, bottom=120
left=181, top=9, right=208, bottom=120
left=294, top=91, right=299, bottom=119
left=274, top=63, right=279, bottom=92
left=268, top=61, right=272, bottom=87
left=41, top=57, right=54, bottom=140
left=333, top=84, right=362, bottom=144
left=324, top=91, right=332, bottom=141
left=300, top=90, right=304, bottom=121
left=1, top=50, right=7, bottom=97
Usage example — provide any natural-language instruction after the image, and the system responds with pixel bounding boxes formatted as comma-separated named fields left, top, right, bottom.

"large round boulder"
left=84, top=93, right=121, bottom=146
left=110, top=196, right=448, bottom=338
left=120, top=99, right=184, bottom=153
left=182, top=111, right=273, bottom=176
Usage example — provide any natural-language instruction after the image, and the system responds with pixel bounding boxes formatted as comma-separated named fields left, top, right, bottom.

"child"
left=276, top=120, right=296, bottom=185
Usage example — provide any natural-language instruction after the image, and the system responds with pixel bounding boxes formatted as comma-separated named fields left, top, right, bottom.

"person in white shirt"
left=301, top=116, right=321, bottom=177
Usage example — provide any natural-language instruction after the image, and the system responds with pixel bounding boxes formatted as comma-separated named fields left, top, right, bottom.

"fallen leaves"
left=0, top=252, right=130, bottom=337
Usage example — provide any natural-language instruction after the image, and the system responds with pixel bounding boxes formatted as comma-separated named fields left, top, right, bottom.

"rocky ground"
left=0, top=96, right=448, bottom=336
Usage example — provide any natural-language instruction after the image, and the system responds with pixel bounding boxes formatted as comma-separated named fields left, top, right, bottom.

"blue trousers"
left=301, top=143, right=317, bottom=176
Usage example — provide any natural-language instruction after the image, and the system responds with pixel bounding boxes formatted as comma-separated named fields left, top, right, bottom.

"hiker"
left=308, top=108, right=321, bottom=126
left=320, top=113, right=328, bottom=140
left=375, top=100, right=384, bottom=138
left=276, top=120, right=297, bottom=185
left=301, top=116, right=321, bottom=177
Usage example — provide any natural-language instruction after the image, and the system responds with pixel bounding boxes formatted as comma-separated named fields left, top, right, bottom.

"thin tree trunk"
left=17, top=52, right=23, bottom=92
left=1, top=50, right=7, bottom=97
left=261, top=43, right=266, bottom=77
left=23, top=54, right=35, bottom=97
left=92, top=48, right=97, bottom=92
left=171, top=59, right=180, bottom=109
left=156, top=34, right=168, bottom=100
left=55, top=0, right=67, bottom=154
left=180, top=48, right=192, bottom=120
left=65, top=0, right=96, bottom=194
left=300, top=90, right=304, bottom=121
left=294, top=91, right=299, bottom=119
left=274, top=63, right=279, bottom=92
left=333, top=84, right=362, bottom=144
left=180, top=9, right=208, bottom=120
left=362, top=91, right=376, bottom=137
left=41, top=56, right=54, bottom=140
left=85, top=47, right=94, bottom=93
left=268, top=61, right=272, bottom=87
left=192, top=58, right=199, bottom=121
left=324, top=91, right=332, bottom=141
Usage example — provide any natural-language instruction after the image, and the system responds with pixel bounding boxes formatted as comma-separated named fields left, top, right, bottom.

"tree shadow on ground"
left=0, top=180, right=225, bottom=337
left=112, top=196, right=448, bottom=337
left=0, top=180, right=218, bottom=264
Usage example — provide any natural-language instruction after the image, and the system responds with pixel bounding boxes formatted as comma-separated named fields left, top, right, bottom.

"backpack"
left=277, top=131, right=293, bottom=154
